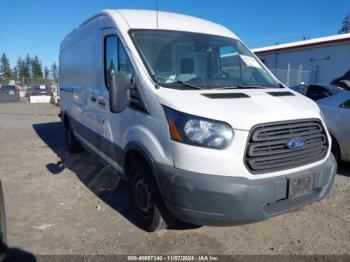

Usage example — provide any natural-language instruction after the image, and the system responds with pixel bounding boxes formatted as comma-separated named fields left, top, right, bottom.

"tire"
left=65, top=123, right=84, bottom=153
left=128, top=162, right=174, bottom=232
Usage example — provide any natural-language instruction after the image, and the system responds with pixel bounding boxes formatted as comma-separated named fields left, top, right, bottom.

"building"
left=252, top=33, right=350, bottom=86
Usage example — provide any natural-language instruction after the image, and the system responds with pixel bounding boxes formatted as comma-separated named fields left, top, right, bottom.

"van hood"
left=157, top=88, right=322, bottom=131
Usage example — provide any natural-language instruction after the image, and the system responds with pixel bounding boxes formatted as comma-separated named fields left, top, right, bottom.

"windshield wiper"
left=154, top=76, right=202, bottom=90
left=173, top=80, right=202, bottom=90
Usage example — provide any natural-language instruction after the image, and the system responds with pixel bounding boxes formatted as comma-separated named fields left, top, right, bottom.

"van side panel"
left=60, top=18, right=100, bottom=125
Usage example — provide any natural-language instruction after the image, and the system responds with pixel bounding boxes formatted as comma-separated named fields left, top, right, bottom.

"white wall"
left=256, top=41, right=350, bottom=84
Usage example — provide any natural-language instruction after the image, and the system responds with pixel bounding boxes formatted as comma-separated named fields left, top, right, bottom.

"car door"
left=319, top=93, right=350, bottom=160
left=96, top=29, right=136, bottom=172
left=82, top=28, right=101, bottom=150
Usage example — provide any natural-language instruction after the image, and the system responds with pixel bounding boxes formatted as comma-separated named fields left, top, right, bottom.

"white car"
left=59, top=10, right=336, bottom=231
left=291, top=84, right=350, bottom=163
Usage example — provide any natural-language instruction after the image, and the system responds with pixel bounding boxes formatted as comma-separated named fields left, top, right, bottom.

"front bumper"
left=156, top=154, right=337, bottom=226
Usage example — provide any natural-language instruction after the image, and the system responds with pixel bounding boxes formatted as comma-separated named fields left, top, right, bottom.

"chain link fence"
left=0, top=76, right=57, bottom=87
left=269, top=68, right=317, bottom=87
left=0, top=77, right=59, bottom=104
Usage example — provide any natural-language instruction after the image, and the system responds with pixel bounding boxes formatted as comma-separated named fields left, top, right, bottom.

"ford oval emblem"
left=288, top=137, right=306, bottom=150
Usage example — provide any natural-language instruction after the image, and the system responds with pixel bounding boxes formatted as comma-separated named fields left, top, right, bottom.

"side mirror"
left=109, top=72, right=130, bottom=113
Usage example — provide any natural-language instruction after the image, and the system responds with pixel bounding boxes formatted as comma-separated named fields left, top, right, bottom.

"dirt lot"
left=0, top=102, right=349, bottom=256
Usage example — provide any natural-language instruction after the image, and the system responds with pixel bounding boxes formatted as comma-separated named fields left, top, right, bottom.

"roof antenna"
left=155, top=0, right=160, bottom=89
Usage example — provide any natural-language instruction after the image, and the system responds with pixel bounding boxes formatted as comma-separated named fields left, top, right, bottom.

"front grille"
left=245, top=119, right=328, bottom=174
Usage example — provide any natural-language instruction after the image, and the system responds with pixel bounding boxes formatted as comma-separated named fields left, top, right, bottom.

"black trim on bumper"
left=157, top=155, right=337, bottom=226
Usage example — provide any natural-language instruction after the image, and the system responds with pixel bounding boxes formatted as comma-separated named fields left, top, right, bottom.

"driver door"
left=97, top=28, right=135, bottom=172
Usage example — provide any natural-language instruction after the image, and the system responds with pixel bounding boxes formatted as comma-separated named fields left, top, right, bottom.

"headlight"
left=163, top=106, right=233, bottom=149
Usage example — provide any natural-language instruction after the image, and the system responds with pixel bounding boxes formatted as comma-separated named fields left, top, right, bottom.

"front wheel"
left=128, top=162, right=174, bottom=232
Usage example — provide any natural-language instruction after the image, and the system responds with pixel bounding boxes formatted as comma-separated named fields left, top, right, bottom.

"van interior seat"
left=176, top=58, right=197, bottom=82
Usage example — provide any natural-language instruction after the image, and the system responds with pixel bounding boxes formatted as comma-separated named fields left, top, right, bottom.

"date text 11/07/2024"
left=127, top=255, right=219, bottom=261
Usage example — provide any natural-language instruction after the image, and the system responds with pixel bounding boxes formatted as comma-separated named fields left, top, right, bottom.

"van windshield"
left=130, top=30, right=279, bottom=90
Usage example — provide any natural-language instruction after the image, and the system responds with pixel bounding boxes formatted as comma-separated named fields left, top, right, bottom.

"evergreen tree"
left=31, top=55, right=43, bottom=79
left=44, top=66, right=50, bottom=79
left=51, top=62, right=58, bottom=79
left=0, top=53, right=12, bottom=77
left=24, top=54, right=32, bottom=78
left=12, top=66, right=18, bottom=78
left=339, top=12, right=350, bottom=34
left=16, top=57, right=26, bottom=78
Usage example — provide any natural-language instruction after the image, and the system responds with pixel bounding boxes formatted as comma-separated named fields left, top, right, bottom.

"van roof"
left=61, top=9, right=238, bottom=51
left=80, top=9, right=237, bottom=38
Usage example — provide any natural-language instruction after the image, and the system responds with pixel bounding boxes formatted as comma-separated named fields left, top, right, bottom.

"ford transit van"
left=60, top=10, right=336, bottom=231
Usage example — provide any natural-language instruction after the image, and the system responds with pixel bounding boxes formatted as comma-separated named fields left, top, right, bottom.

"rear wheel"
left=65, top=123, right=84, bottom=153
left=128, top=162, right=174, bottom=232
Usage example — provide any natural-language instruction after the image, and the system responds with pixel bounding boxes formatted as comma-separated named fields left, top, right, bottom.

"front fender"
left=122, top=126, right=174, bottom=194
left=123, top=125, right=173, bottom=166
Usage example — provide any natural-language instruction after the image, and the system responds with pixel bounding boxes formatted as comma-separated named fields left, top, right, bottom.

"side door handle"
left=90, top=96, right=97, bottom=102
left=98, top=99, right=106, bottom=106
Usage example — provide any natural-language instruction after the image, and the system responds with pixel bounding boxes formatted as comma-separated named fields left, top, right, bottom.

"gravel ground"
left=0, top=102, right=349, bottom=256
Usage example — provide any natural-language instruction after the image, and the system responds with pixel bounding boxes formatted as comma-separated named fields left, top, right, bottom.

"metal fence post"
left=286, top=63, right=291, bottom=86
left=297, top=64, right=303, bottom=84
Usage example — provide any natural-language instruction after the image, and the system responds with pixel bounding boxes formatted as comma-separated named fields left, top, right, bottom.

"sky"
left=0, top=0, right=349, bottom=68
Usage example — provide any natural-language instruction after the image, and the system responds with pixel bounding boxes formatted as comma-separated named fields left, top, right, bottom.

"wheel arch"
left=123, top=142, right=165, bottom=195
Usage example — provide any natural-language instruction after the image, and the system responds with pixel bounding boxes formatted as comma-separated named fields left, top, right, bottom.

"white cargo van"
left=60, top=10, right=337, bottom=231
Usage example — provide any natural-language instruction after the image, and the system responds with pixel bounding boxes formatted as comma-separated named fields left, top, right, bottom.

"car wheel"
left=128, top=162, right=174, bottom=232
left=0, top=181, right=7, bottom=259
left=65, top=124, right=84, bottom=153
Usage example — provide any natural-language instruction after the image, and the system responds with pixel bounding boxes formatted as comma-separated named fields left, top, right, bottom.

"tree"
left=24, top=54, right=32, bottom=78
left=16, top=57, right=26, bottom=78
left=44, top=66, right=50, bottom=79
left=51, top=62, right=58, bottom=79
left=339, top=12, right=350, bottom=34
left=31, top=55, right=43, bottom=79
left=0, top=53, right=12, bottom=77
left=12, top=66, right=18, bottom=78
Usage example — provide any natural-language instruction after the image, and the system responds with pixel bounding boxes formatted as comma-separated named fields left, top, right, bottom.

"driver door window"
left=105, top=35, right=133, bottom=89
left=105, top=35, right=145, bottom=111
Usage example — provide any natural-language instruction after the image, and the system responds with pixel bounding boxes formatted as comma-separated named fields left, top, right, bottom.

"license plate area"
left=288, top=174, right=314, bottom=200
